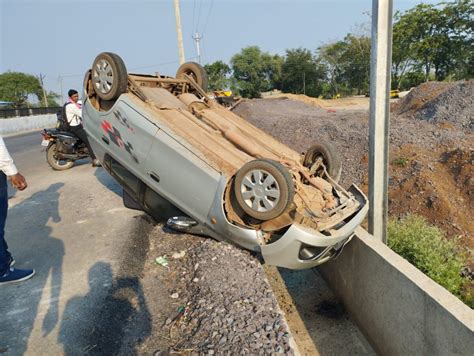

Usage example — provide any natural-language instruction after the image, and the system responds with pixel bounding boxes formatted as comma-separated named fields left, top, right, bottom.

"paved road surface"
left=1, top=131, right=151, bottom=354
left=1, top=131, right=373, bottom=355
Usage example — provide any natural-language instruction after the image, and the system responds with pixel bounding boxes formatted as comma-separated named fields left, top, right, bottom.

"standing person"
left=0, top=136, right=35, bottom=285
left=65, top=89, right=101, bottom=167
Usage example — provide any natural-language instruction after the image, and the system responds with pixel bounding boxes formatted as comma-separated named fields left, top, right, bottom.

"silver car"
left=82, top=52, right=368, bottom=269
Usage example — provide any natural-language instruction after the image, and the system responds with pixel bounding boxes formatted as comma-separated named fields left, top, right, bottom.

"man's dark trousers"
left=0, top=172, right=11, bottom=275
left=70, top=124, right=97, bottom=160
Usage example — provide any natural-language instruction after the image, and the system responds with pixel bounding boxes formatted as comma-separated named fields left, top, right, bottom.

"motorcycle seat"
left=57, top=131, right=76, bottom=138
left=45, top=128, right=77, bottom=138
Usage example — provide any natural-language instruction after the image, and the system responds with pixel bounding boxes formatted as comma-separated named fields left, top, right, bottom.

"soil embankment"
left=234, top=81, right=473, bottom=272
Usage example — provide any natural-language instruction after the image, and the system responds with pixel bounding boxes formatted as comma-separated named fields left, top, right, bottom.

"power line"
left=196, top=0, right=203, bottom=32
left=192, top=0, right=197, bottom=32
left=201, top=0, right=214, bottom=37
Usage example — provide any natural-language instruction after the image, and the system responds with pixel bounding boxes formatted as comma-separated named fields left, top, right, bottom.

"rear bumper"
left=261, top=185, right=368, bottom=270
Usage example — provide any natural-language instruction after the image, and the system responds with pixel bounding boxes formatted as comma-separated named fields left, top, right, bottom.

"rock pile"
left=169, top=240, right=294, bottom=355
left=416, top=80, right=473, bottom=130
left=395, top=80, right=473, bottom=131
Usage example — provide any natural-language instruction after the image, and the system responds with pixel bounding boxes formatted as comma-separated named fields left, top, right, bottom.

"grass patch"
left=388, top=215, right=473, bottom=308
left=393, top=156, right=409, bottom=167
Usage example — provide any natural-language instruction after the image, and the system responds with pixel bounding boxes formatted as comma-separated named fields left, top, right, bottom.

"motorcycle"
left=41, top=128, right=90, bottom=170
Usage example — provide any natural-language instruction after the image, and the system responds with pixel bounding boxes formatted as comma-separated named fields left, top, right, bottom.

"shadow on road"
left=59, top=262, right=152, bottom=355
left=93, top=167, right=122, bottom=197
left=58, top=215, right=153, bottom=354
left=0, top=183, right=65, bottom=354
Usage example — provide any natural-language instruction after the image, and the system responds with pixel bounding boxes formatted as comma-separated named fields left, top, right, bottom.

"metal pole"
left=58, top=76, right=64, bottom=104
left=303, top=72, right=306, bottom=95
left=173, top=0, right=186, bottom=65
left=39, top=73, right=48, bottom=107
left=368, top=0, right=393, bottom=243
left=192, top=32, right=202, bottom=63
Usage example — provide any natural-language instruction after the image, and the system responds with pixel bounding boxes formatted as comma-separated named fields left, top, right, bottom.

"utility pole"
left=173, top=0, right=185, bottom=65
left=192, top=32, right=203, bottom=63
left=39, top=73, right=48, bottom=107
left=368, top=0, right=393, bottom=243
left=303, top=72, right=306, bottom=95
left=57, top=76, right=64, bottom=104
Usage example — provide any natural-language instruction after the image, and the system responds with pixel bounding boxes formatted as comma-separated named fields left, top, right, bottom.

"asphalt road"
left=1, top=131, right=373, bottom=355
left=1, top=131, right=152, bottom=354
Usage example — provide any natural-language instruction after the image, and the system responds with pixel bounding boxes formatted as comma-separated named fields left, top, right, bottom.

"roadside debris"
left=172, top=250, right=186, bottom=259
left=155, top=256, right=169, bottom=267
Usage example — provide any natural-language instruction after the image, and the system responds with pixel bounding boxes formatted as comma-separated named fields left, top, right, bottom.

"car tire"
left=234, top=159, right=294, bottom=221
left=303, top=142, right=342, bottom=182
left=176, top=62, right=208, bottom=92
left=91, top=52, right=128, bottom=101
left=46, top=143, right=75, bottom=171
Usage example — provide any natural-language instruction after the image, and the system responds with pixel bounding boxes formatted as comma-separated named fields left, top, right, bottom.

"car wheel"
left=91, top=52, right=128, bottom=101
left=234, top=159, right=295, bottom=221
left=176, top=62, right=208, bottom=92
left=46, top=143, right=74, bottom=170
left=303, top=142, right=342, bottom=182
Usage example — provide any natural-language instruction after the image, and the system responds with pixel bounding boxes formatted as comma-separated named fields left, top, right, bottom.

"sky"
left=1, top=0, right=440, bottom=102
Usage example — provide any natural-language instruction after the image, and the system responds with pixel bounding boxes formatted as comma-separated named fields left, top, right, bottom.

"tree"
left=230, top=46, right=282, bottom=98
left=0, top=72, right=42, bottom=108
left=392, top=1, right=473, bottom=83
left=46, top=91, right=60, bottom=107
left=204, top=61, right=231, bottom=91
left=280, top=48, right=326, bottom=97
left=317, top=41, right=347, bottom=97
left=443, top=0, right=474, bottom=79
left=340, top=34, right=371, bottom=95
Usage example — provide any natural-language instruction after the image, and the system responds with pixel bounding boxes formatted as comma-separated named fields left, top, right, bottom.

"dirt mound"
left=440, top=148, right=474, bottom=198
left=234, top=97, right=473, bottom=269
left=389, top=146, right=473, bottom=260
left=417, top=81, right=474, bottom=130
left=394, top=81, right=473, bottom=130
left=394, top=81, right=456, bottom=115
left=263, top=93, right=326, bottom=108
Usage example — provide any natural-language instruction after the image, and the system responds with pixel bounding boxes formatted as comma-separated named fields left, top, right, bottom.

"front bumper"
left=261, top=184, right=368, bottom=270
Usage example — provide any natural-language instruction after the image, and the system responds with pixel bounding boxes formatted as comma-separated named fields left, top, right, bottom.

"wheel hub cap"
left=93, top=59, right=113, bottom=94
left=241, top=169, right=280, bottom=212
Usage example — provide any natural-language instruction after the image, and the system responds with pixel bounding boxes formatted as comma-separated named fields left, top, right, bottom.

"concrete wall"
left=0, top=114, right=57, bottom=136
left=318, top=227, right=474, bottom=356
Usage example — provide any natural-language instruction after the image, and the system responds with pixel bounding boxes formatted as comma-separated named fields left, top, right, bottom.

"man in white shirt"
left=65, top=89, right=100, bottom=167
left=0, top=136, right=35, bottom=284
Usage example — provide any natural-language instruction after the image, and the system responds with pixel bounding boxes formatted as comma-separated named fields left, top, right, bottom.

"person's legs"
left=70, top=125, right=97, bottom=160
left=0, top=172, right=10, bottom=275
left=0, top=172, right=35, bottom=284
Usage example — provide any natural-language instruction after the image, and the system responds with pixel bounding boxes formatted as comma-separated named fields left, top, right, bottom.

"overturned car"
left=82, top=52, right=368, bottom=269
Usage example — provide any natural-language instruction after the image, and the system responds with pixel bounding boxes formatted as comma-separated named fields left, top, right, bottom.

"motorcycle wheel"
left=46, top=143, right=75, bottom=170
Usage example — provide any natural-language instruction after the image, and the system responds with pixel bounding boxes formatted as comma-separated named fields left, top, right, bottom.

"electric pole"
left=173, top=0, right=186, bottom=65
left=39, top=73, right=48, bottom=107
left=57, top=76, right=64, bottom=104
left=303, top=72, right=306, bottom=95
left=368, top=0, right=393, bottom=243
left=192, top=32, right=202, bottom=63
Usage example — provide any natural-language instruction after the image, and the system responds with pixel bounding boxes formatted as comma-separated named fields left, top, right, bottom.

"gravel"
left=165, top=240, right=294, bottom=355
left=233, top=97, right=472, bottom=189
left=416, top=80, right=474, bottom=130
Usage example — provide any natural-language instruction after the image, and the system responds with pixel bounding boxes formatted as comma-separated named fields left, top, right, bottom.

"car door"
left=84, top=97, right=159, bottom=177
left=143, top=128, right=221, bottom=223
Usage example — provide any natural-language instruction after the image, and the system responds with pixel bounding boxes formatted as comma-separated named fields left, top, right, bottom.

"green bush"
left=388, top=215, right=473, bottom=308
left=393, top=156, right=409, bottom=167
